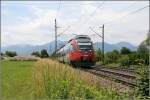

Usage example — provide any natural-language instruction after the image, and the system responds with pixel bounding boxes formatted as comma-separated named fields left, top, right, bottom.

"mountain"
left=1, top=41, right=67, bottom=55
left=93, top=42, right=137, bottom=52
left=1, top=41, right=137, bottom=55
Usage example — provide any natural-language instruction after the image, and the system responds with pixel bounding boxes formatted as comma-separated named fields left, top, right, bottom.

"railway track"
left=81, top=65, right=136, bottom=87
left=94, top=65, right=135, bottom=73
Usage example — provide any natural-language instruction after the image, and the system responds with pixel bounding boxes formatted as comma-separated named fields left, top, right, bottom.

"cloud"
left=1, top=1, right=149, bottom=47
left=1, top=5, right=58, bottom=46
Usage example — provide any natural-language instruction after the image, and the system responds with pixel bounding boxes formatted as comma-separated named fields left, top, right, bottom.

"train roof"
left=74, top=35, right=90, bottom=39
left=56, top=35, right=91, bottom=53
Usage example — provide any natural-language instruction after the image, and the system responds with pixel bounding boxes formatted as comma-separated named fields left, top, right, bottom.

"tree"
left=138, top=44, right=148, bottom=54
left=112, top=49, right=119, bottom=55
left=118, top=55, right=130, bottom=67
left=120, top=47, right=131, bottom=55
left=137, top=32, right=149, bottom=65
left=105, top=50, right=120, bottom=64
left=1, top=52, right=4, bottom=56
left=138, top=32, right=149, bottom=54
left=31, top=51, right=40, bottom=57
left=136, top=66, right=149, bottom=98
left=40, top=49, right=49, bottom=58
left=96, top=48, right=102, bottom=62
left=135, top=32, right=149, bottom=98
left=5, top=51, right=17, bottom=57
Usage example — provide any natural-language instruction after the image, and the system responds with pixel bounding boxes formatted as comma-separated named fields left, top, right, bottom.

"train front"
left=74, top=35, right=95, bottom=67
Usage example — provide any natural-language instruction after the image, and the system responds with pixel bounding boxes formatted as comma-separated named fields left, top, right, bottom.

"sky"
left=1, top=1, right=149, bottom=47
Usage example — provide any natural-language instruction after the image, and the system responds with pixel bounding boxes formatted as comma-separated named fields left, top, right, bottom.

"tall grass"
left=32, top=59, right=127, bottom=99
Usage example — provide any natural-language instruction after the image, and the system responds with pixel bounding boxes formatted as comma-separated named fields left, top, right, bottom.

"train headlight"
left=89, top=50, right=92, bottom=52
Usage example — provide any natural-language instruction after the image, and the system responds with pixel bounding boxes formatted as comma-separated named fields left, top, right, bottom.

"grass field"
left=1, top=61, right=35, bottom=99
left=1, top=60, right=135, bottom=99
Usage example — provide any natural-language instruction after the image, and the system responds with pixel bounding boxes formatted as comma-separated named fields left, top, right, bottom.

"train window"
left=76, top=37, right=91, bottom=42
left=78, top=45, right=93, bottom=50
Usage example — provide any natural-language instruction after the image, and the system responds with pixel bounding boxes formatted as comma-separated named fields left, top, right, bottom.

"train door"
left=63, top=43, right=69, bottom=63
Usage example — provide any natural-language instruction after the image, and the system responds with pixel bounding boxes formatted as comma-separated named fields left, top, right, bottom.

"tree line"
left=1, top=49, right=49, bottom=58
left=96, top=35, right=149, bottom=67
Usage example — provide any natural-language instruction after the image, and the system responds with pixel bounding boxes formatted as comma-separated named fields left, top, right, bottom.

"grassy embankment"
left=2, top=59, right=132, bottom=99
left=32, top=59, right=129, bottom=99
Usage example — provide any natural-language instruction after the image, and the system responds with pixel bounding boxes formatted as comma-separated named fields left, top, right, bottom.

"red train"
left=56, top=35, right=95, bottom=67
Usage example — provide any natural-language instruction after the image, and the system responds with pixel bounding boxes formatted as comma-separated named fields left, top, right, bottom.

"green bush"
left=95, top=49, right=102, bottom=62
left=120, top=47, right=131, bottom=55
left=118, top=55, right=130, bottom=68
left=104, top=52, right=112, bottom=64
left=5, top=51, right=17, bottom=57
left=40, top=49, right=49, bottom=58
left=31, top=51, right=41, bottom=57
left=136, top=66, right=149, bottom=98
left=117, top=53, right=148, bottom=68
left=128, top=53, right=149, bottom=65
left=104, top=50, right=120, bottom=64
left=137, top=53, right=149, bottom=65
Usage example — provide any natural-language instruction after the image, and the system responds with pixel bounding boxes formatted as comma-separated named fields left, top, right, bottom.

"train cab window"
left=79, top=45, right=92, bottom=50
left=76, top=37, right=91, bottom=43
left=78, top=42, right=93, bottom=51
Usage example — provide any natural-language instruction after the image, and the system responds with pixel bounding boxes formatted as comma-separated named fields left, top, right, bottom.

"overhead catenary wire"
left=2, top=2, right=107, bottom=5
left=89, top=27, right=102, bottom=37
left=55, top=1, right=105, bottom=37
left=90, top=4, right=149, bottom=30
left=130, top=5, right=149, bottom=14
left=55, top=0, right=61, bottom=19
left=103, top=5, right=149, bottom=25
left=67, top=1, right=105, bottom=35
left=80, top=1, right=106, bottom=34
left=89, top=1, right=105, bottom=17
left=57, top=26, right=71, bottom=37
left=88, top=4, right=149, bottom=50
left=55, top=0, right=74, bottom=39
left=85, top=3, right=137, bottom=34
left=79, top=1, right=105, bottom=26
left=76, top=1, right=105, bottom=24
left=57, top=2, right=149, bottom=44
left=89, top=4, right=149, bottom=52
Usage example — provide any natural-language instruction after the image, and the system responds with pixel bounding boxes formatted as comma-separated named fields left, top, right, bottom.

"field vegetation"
left=2, top=58, right=147, bottom=99
left=2, top=60, right=131, bottom=99
left=32, top=59, right=129, bottom=99
left=1, top=61, right=35, bottom=99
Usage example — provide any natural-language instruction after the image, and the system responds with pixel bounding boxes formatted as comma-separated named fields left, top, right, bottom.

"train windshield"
left=78, top=43, right=93, bottom=50
left=76, top=37, right=91, bottom=42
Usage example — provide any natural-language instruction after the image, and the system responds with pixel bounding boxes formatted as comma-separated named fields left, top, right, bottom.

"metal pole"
left=49, top=45, right=51, bottom=56
left=102, top=24, right=104, bottom=65
left=55, top=19, right=57, bottom=54
left=89, top=25, right=104, bottom=64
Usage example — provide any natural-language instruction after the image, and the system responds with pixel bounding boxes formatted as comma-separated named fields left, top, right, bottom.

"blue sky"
left=1, top=1, right=149, bottom=47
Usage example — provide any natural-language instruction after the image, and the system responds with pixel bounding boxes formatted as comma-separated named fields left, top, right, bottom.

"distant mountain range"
left=93, top=42, right=137, bottom=52
left=1, top=41, right=137, bottom=55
